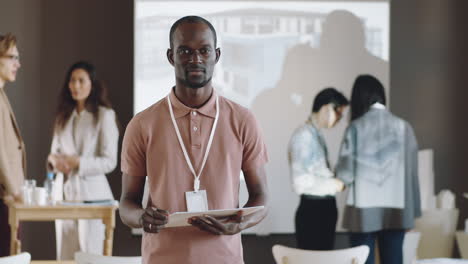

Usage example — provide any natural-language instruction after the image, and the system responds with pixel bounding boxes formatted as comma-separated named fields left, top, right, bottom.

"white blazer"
left=50, top=106, right=119, bottom=201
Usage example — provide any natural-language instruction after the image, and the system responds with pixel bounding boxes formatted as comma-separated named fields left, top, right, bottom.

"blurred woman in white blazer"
left=47, top=61, right=119, bottom=260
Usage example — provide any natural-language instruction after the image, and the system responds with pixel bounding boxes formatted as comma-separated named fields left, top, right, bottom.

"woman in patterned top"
left=288, top=87, right=348, bottom=250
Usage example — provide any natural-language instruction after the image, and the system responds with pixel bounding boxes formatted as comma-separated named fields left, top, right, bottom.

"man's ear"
left=167, top=48, right=174, bottom=66
left=215, top=48, right=221, bottom=63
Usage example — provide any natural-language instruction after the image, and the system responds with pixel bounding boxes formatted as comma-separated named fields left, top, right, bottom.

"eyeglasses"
left=2, top=54, right=20, bottom=62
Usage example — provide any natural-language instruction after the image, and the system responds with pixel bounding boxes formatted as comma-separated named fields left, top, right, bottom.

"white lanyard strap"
left=167, top=94, right=219, bottom=192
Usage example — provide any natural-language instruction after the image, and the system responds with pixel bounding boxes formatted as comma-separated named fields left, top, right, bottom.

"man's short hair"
left=169, top=16, right=217, bottom=48
left=312, top=87, right=349, bottom=113
left=0, top=33, right=17, bottom=57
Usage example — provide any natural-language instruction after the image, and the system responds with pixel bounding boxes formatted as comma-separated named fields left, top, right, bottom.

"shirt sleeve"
left=121, top=114, right=147, bottom=177
left=77, top=108, right=119, bottom=176
left=0, top=107, right=14, bottom=196
left=336, top=125, right=357, bottom=185
left=50, top=132, right=60, bottom=154
left=288, top=126, right=341, bottom=196
left=406, top=123, right=422, bottom=218
left=240, top=110, right=269, bottom=172
left=46, top=132, right=60, bottom=171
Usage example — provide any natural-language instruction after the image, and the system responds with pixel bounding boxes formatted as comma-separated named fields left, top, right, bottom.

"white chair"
left=414, top=209, right=459, bottom=259
left=417, top=259, right=468, bottom=264
left=0, top=252, right=31, bottom=264
left=455, top=231, right=468, bottom=259
left=74, top=252, right=141, bottom=264
left=403, top=231, right=421, bottom=264
left=272, top=245, right=370, bottom=264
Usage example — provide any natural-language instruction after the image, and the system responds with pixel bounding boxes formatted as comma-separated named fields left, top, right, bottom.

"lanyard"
left=167, top=94, right=219, bottom=192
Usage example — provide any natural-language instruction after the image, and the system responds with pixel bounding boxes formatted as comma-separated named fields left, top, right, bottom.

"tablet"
left=59, top=200, right=118, bottom=206
left=166, top=205, right=265, bottom=228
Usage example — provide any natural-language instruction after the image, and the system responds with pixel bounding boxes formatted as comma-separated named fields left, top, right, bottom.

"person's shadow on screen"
left=250, top=10, right=389, bottom=232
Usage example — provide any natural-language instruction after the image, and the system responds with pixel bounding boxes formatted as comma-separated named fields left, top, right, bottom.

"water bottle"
left=44, top=172, right=55, bottom=205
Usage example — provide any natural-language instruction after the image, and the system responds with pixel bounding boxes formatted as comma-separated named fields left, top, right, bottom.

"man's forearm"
left=241, top=192, right=268, bottom=231
left=119, top=197, right=145, bottom=228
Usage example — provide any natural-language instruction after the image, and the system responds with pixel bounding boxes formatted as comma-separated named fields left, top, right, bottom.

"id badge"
left=185, top=190, right=208, bottom=212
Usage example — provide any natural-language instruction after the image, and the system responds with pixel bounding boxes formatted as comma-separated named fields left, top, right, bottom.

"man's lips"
left=186, top=64, right=206, bottom=73
left=187, top=68, right=205, bottom=77
left=187, top=68, right=204, bottom=72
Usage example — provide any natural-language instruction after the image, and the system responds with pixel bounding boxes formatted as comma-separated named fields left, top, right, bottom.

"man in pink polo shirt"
left=119, top=16, right=269, bottom=264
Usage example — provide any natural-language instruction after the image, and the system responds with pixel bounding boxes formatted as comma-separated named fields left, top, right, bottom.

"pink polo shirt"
left=121, top=88, right=268, bottom=264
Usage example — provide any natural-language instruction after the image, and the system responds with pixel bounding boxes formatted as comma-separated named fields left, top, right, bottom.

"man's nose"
left=189, top=50, right=202, bottom=63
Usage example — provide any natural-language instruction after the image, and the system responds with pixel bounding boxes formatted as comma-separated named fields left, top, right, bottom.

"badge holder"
left=185, top=190, right=208, bottom=212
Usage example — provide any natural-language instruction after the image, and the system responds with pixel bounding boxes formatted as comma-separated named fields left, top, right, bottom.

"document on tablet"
left=166, top=205, right=265, bottom=228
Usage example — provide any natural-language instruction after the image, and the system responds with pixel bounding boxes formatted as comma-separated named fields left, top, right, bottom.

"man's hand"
left=189, top=211, right=244, bottom=235
left=189, top=165, right=269, bottom=235
left=141, top=207, right=169, bottom=233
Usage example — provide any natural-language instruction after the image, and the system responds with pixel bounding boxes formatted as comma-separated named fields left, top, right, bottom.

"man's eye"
left=200, top=48, right=211, bottom=54
left=178, top=49, right=190, bottom=55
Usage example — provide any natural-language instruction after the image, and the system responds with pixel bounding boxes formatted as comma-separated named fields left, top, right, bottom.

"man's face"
left=168, top=22, right=220, bottom=89
left=0, top=45, right=21, bottom=83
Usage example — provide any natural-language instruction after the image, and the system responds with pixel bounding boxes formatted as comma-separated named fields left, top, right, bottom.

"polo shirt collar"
left=169, top=87, right=217, bottom=119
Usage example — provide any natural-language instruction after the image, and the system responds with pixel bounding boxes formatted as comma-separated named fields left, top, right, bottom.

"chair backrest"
left=403, top=231, right=421, bottom=264
left=0, top=252, right=31, bottom=264
left=75, top=252, right=141, bottom=264
left=415, top=209, right=459, bottom=258
left=272, top=245, right=370, bottom=264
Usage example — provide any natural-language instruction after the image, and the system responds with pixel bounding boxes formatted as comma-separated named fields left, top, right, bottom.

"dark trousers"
left=295, top=195, right=337, bottom=250
left=350, top=229, right=405, bottom=264
left=0, top=199, right=10, bottom=256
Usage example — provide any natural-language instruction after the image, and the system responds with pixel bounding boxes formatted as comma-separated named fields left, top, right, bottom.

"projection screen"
left=134, top=0, right=389, bottom=234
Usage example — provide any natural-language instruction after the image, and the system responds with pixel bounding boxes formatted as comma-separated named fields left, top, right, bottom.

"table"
left=31, top=261, right=75, bottom=264
left=7, top=201, right=118, bottom=256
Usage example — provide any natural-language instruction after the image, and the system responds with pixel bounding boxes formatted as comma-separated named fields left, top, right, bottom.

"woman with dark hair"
left=336, top=75, right=421, bottom=264
left=349, top=74, right=386, bottom=121
left=47, top=61, right=119, bottom=259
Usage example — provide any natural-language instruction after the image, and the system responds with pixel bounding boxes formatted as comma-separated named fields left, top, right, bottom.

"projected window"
left=134, top=0, right=389, bottom=234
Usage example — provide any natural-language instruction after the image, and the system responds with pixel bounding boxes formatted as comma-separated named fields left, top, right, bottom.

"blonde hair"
left=0, top=33, right=17, bottom=57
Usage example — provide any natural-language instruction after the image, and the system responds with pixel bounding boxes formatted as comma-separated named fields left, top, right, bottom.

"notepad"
left=166, top=206, right=265, bottom=228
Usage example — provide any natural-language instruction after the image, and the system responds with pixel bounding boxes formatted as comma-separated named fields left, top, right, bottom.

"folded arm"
left=288, top=127, right=343, bottom=195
